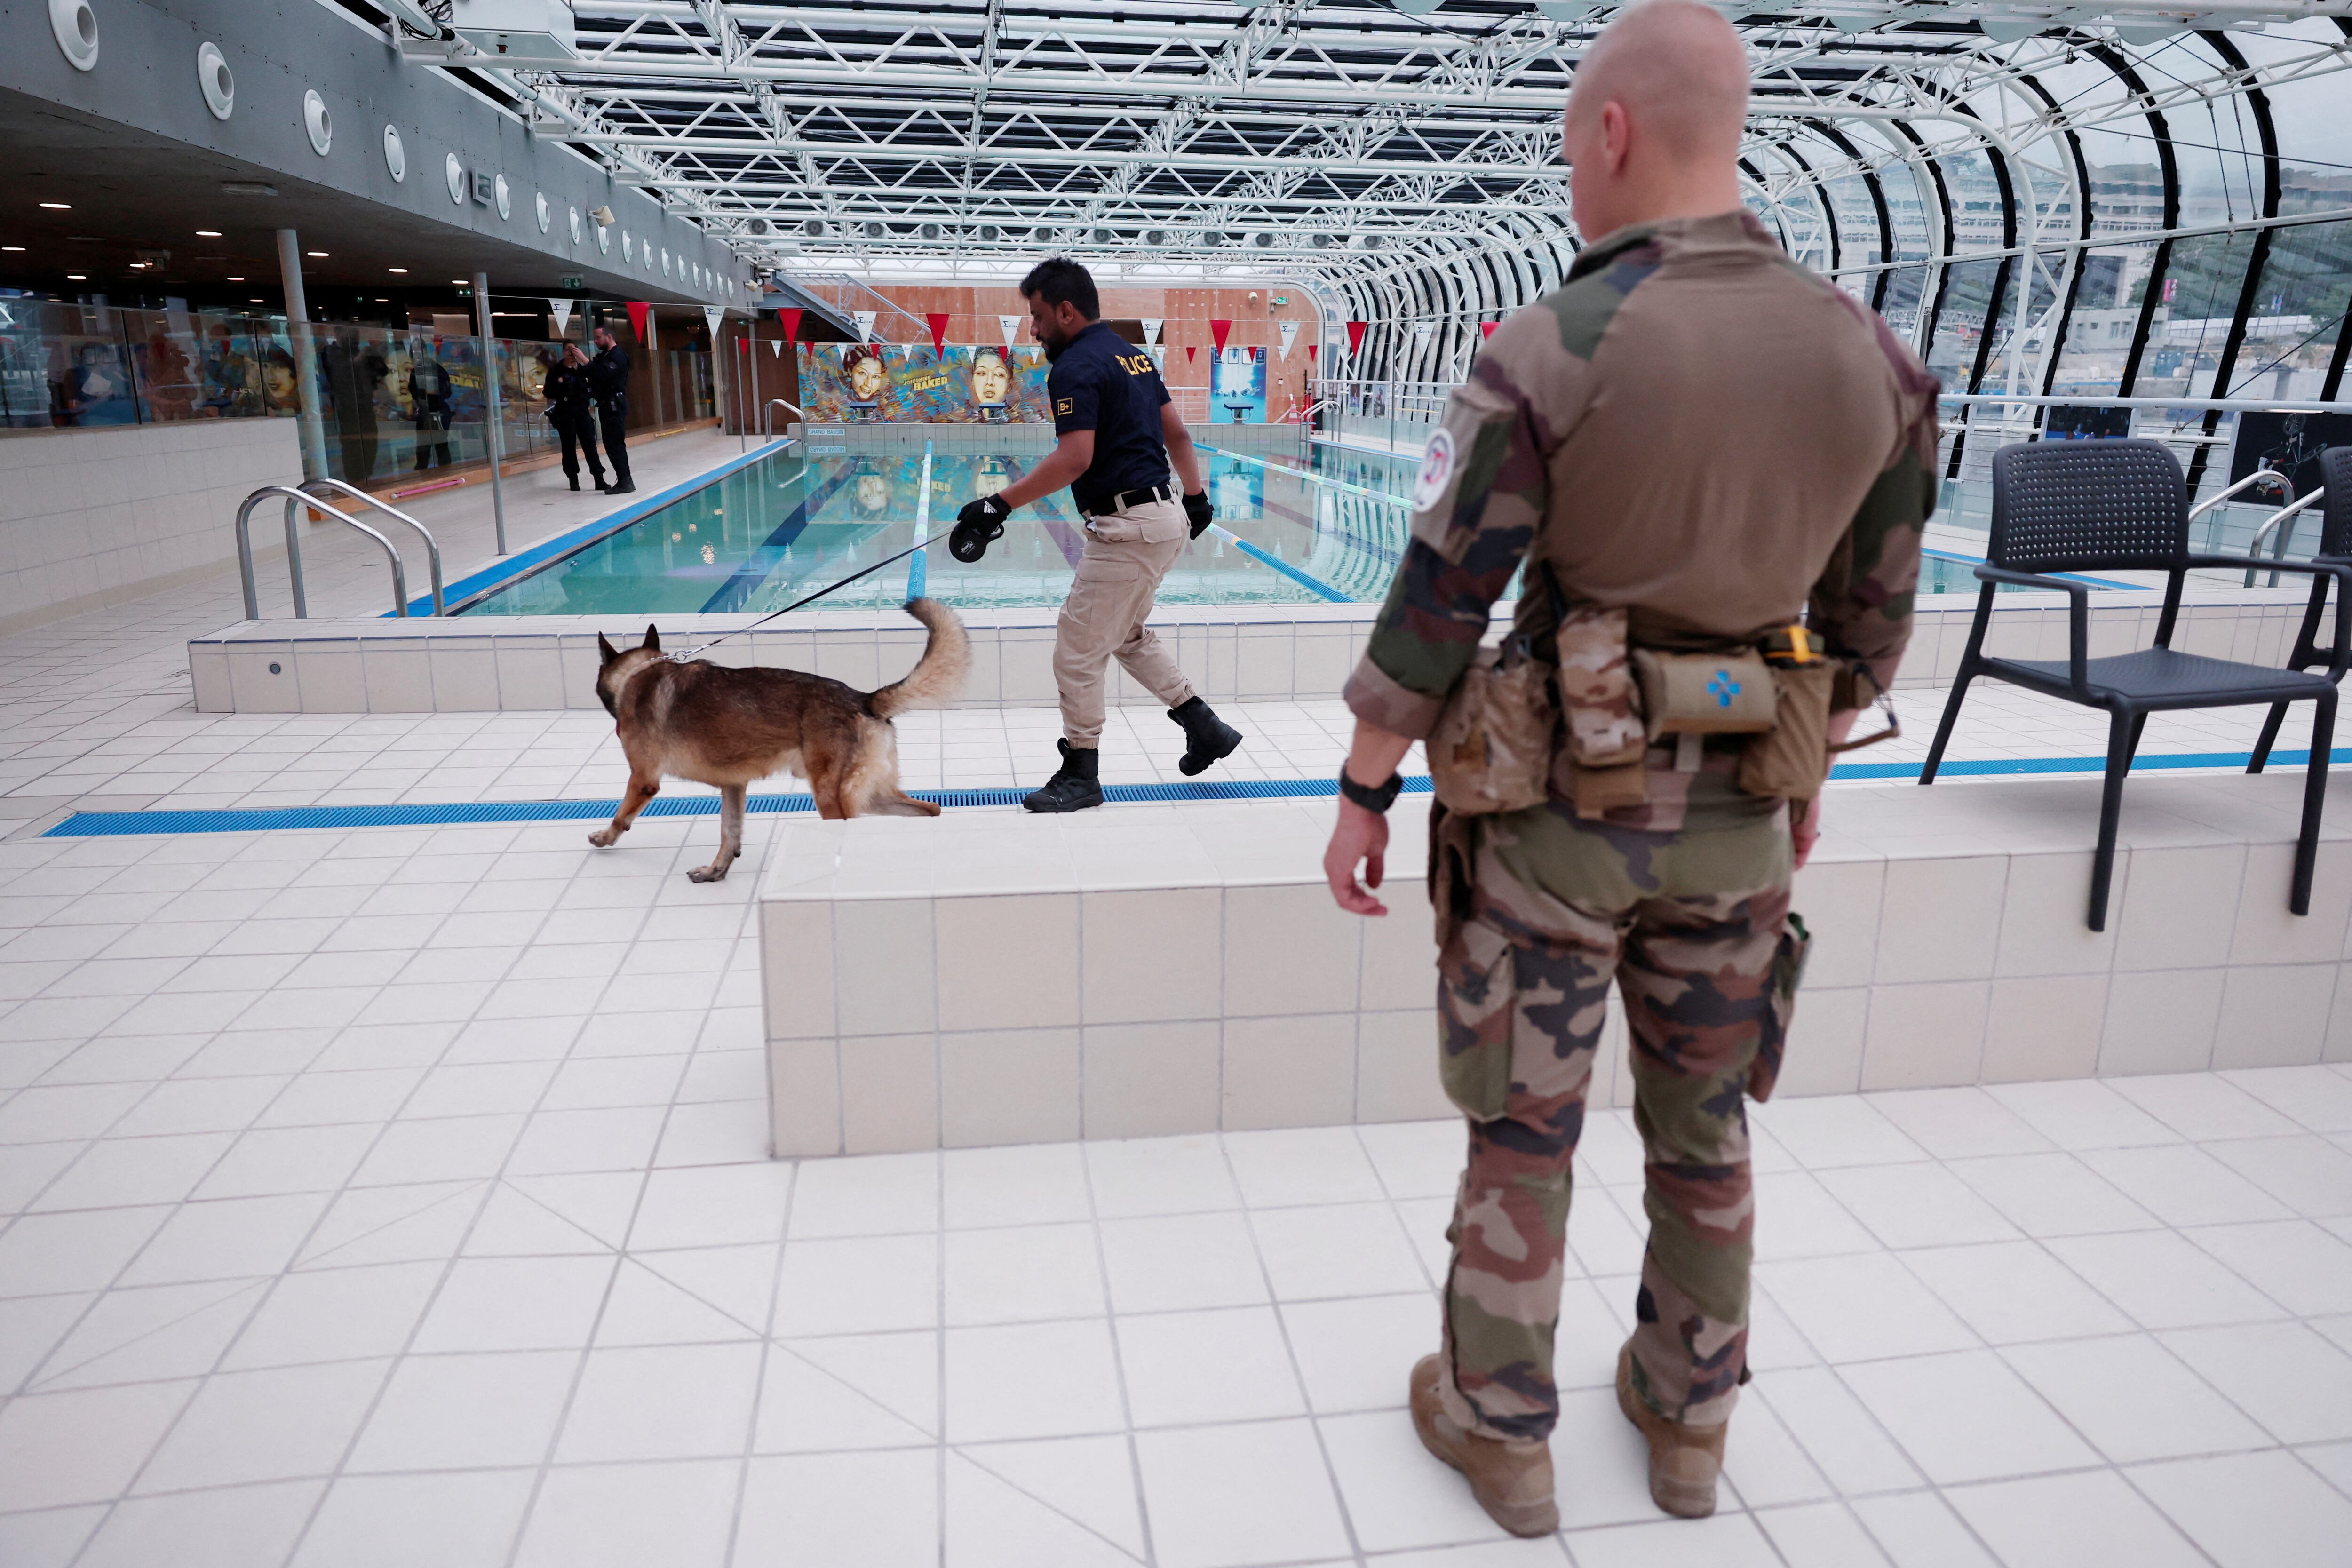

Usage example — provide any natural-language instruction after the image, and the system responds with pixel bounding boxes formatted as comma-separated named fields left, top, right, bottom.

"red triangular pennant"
left=625, top=301, right=649, bottom=341
left=1209, top=319, right=1232, bottom=354
left=1345, top=320, right=1367, bottom=356
left=1185, top=344, right=1197, bottom=363
left=1480, top=321, right=1498, bottom=340
left=1306, top=343, right=1318, bottom=363
left=925, top=312, right=951, bottom=358
left=778, top=307, right=803, bottom=344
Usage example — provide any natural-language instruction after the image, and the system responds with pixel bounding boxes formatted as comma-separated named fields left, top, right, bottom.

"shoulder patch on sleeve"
left=1056, top=397, right=1074, bottom=415
left=1411, top=429, right=1456, bottom=511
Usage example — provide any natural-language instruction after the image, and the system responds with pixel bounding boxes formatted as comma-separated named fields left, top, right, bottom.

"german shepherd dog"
left=588, top=597, right=970, bottom=881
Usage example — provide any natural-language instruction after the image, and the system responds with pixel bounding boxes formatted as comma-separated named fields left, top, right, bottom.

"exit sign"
left=560, top=274, right=584, bottom=290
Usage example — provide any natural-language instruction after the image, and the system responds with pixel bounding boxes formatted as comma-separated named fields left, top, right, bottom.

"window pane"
left=2225, top=219, right=2352, bottom=400
left=2134, top=229, right=2257, bottom=397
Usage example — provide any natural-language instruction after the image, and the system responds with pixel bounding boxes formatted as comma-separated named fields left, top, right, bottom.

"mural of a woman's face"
left=846, top=350, right=885, bottom=402
left=264, top=359, right=299, bottom=404
left=970, top=351, right=1010, bottom=406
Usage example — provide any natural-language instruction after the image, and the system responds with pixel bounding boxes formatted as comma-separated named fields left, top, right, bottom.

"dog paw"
left=588, top=829, right=618, bottom=848
left=686, top=864, right=729, bottom=883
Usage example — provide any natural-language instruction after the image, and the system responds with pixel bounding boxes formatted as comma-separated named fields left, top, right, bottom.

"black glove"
left=1183, top=490, right=1213, bottom=539
left=949, top=493, right=1009, bottom=563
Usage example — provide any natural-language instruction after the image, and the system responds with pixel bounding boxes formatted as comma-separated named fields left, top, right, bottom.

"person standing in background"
left=588, top=324, right=636, bottom=494
left=408, top=343, right=454, bottom=471
left=543, top=342, right=607, bottom=493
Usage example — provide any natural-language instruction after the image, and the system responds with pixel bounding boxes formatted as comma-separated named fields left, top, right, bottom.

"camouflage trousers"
left=1430, top=798, right=1800, bottom=1443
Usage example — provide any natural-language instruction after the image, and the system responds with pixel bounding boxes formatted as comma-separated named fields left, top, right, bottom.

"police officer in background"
left=542, top=342, right=607, bottom=493
left=951, top=257, right=1245, bottom=812
left=586, top=324, right=636, bottom=494
left=1320, top=0, right=1938, bottom=1536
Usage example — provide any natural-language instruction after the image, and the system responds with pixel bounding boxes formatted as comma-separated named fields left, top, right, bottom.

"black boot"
left=1022, top=739, right=1103, bottom=813
left=594, top=475, right=613, bottom=494
left=568, top=474, right=581, bottom=492
left=1168, top=697, right=1242, bottom=777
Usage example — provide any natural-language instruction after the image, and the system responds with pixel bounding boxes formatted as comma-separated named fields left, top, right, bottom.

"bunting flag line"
left=1208, top=318, right=1232, bottom=354
left=998, top=313, right=1022, bottom=350
left=1185, top=344, right=1197, bottom=363
left=1345, top=319, right=1368, bottom=356
left=771, top=339, right=783, bottom=357
left=1480, top=321, right=1499, bottom=340
left=925, top=312, right=951, bottom=358
left=1142, top=318, right=1163, bottom=346
left=852, top=309, right=877, bottom=344
left=778, top=306, right=803, bottom=344
left=548, top=299, right=574, bottom=336
left=1278, top=321, right=1299, bottom=360
left=624, top=301, right=649, bottom=342
left=703, top=306, right=724, bottom=340
left=1307, top=342, right=1319, bottom=364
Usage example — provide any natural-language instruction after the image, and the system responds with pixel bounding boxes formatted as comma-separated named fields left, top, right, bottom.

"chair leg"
left=1920, top=669, right=1974, bottom=787
left=2292, top=691, right=2336, bottom=918
left=2249, top=701, right=2292, bottom=774
left=2123, top=712, right=2149, bottom=772
left=2089, top=709, right=2134, bottom=932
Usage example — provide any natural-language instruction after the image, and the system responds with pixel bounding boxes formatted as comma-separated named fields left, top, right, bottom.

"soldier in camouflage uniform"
left=1321, top=0, right=1940, bottom=1536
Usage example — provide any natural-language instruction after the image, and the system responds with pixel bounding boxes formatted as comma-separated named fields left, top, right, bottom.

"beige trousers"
left=1057, top=494, right=1195, bottom=746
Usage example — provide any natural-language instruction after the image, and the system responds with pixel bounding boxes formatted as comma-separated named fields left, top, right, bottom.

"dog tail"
left=868, top=598, right=972, bottom=719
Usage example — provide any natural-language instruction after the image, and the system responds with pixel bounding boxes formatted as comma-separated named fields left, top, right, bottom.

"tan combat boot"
left=1614, top=1342, right=1726, bottom=1518
left=1408, top=1353, right=1559, bottom=1538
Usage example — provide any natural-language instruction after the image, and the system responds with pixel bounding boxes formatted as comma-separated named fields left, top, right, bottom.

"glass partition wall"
left=0, top=299, right=716, bottom=485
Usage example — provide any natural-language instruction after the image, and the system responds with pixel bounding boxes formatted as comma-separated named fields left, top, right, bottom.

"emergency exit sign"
left=560, top=275, right=584, bottom=290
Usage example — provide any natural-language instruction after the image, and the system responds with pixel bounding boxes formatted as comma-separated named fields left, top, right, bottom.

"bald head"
left=1562, top=0, right=1750, bottom=240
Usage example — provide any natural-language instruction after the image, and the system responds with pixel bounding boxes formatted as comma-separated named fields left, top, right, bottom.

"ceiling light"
left=40, top=202, right=70, bottom=210
left=307, top=250, right=327, bottom=257
left=1, top=246, right=22, bottom=253
left=196, top=229, right=222, bottom=237
left=128, top=262, right=145, bottom=268
left=388, top=267, right=407, bottom=274
left=227, top=275, right=244, bottom=281
left=67, top=273, right=85, bottom=279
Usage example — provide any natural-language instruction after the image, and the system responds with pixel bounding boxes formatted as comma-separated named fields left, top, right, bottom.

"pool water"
left=460, top=446, right=1411, bottom=615
left=456, top=440, right=2099, bottom=616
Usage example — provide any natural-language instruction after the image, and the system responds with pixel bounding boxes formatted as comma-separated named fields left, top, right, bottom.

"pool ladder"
left=762, top=397, right=804, bottom=441
left=234, top=479, right=447, bottom=620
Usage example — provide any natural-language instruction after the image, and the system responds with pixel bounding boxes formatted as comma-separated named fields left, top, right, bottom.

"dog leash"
left=663, top=525, right=957, bottom=663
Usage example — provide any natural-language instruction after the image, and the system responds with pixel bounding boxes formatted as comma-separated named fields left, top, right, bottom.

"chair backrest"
left=2319, top=446, right=2352, bottom=560
left=1990, top=438, right=2186, bottom=573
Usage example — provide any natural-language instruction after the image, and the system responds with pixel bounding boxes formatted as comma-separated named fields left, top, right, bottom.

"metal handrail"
left=2241, top=485, right=2329, bottom=588
left=234, top=486, right=410, bottom=620
left=762, top=397, right=805, bottom=440
left=2188, top=468, right=2292, bottom=523
left=298, top=478, right=446, bottom=615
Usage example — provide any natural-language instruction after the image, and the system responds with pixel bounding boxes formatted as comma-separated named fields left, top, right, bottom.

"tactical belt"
left=1082, top=483, right=1175, bottom=518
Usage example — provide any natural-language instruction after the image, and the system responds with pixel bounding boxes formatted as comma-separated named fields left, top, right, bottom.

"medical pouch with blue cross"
left=1629, top=645, right=1779, bottom=741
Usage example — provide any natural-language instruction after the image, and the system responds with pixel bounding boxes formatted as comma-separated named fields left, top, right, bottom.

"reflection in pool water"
left=456, top=443, right=2098, bottom=617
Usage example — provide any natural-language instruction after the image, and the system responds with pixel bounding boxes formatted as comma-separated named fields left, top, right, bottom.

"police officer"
left=951, top=257, right=1244, bottom=812
left=1319, top=0, right=1939, bottom=1536
left=586, top=324, right=636, bottom=494
left=542, top=342, right=607, bottom=493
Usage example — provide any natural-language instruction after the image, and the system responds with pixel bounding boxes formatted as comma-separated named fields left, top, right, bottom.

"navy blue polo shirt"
left=1046, top=321, right=1173, bottom=515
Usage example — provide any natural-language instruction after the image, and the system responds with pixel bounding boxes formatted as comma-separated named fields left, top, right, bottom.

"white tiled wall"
left=187, top=589, right=2319, bottom=714
left=0, top=419, right=304, bottom=633
left=764, top=778, right=2352, bottom=1156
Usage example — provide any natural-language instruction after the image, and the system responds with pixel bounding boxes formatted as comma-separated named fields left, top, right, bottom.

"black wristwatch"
left=1337, top=766, right=1405, bottom=814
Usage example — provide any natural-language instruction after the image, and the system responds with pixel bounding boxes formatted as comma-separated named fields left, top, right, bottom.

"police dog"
left=588, top=598, right=970, bottom=881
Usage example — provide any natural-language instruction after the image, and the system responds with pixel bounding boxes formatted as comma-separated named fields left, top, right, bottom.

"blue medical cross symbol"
left=1708, top=670, right=1740, bottom=708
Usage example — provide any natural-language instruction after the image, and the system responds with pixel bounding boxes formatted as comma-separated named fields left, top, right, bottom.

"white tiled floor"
left=8, top=454, right=2352, bottom=1565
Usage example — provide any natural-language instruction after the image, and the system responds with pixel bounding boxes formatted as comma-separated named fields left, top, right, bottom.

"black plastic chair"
left=2249, top=446, right=2352, bottom=772
left=1919, top=438, right=2352, bottom=931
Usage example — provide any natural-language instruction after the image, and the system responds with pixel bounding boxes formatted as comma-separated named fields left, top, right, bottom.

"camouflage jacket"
left=1345, top=211, right=1940, bottom=772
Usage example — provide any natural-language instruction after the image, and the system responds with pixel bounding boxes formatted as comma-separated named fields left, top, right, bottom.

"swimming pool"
left=453, top=439, right=2111, bottom=616
left=459, top=445, right=1409, bottom=615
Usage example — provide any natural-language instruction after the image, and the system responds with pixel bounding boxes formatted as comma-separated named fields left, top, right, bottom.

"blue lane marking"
left=1204, top=523, right=1352, bottom=603
left=1918, top=547, right=2141, bottom=592
left=41, top=749, right=2344, bottom=836
left=1200, top=443, right=1410, bottom=508
left=907, top=441, right=934, bottom=602
left=405, top=439, right=795, bottom=615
